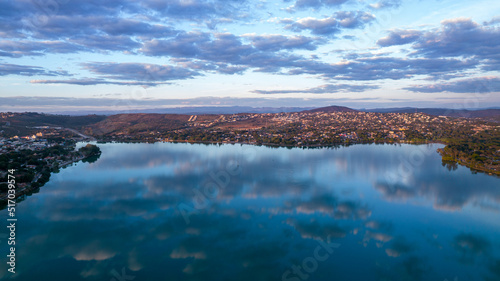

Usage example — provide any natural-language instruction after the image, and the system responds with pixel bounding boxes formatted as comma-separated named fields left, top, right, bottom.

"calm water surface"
left=1, top=143, right=499, bottom=281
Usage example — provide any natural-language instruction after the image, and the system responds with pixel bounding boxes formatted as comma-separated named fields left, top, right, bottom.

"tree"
left=78, top=144, right=101, bottom=157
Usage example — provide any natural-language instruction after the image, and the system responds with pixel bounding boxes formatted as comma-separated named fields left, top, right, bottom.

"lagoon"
left=1, top=143, right=499, bottom=281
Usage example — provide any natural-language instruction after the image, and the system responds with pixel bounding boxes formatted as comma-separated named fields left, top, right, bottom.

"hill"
left=83, top=113, right=190, bottom=136
left=0, top=112, right=106, bottom=137
left=304, top=105, right=358, bottom=113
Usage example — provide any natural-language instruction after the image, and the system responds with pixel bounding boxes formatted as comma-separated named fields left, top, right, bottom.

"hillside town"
left=159, top=111, right=495, bottom=146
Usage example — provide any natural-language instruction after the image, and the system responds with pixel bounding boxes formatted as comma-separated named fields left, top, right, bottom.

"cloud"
left=30, top=78, right=170, bottom=87
left=253, top=83, right=379, bottom=94
left=404, top=77, right=500, bottom=93
left=290, top=0, right=353, bottom=10
left=378, top=18, right=500, bottom=72
left=2, top=1, right=493, bottom=88
left=288, top=56, right=477, bottom=81
left=412, top=18, right=500, bottom=60
left=243, top=34, right=323, bottom=51
left=283, top=11, right=375, bottom=35
left=141, top=31, right=321, bottom=74
left=373, top=17, right=500, bottom=83
left=0, top=63, right=70, bottom=77
left=368, top=0, right=401, bottom=9
left=82, top=62, right=201, bottom=81
left=0, top=40, right=86, bottom=57
left=28, top=62, right=201, bottom=86
left=3, top=0, right=250, bottom=27
left=484, top=16, right=500, bottom=26
left=69, top=35, right=142, bottom=53
left=377, top=29, right=422, bottom=47
left=138, top=0, right=251, bottom=22
left=0, top=0, right=249, bottom=58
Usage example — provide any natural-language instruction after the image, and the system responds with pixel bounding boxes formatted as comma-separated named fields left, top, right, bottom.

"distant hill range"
left=53, top=106, right=315, bottom=116
left=50, top=105, right=500, bottom=120
left=303, top=105, right=358, bottom=113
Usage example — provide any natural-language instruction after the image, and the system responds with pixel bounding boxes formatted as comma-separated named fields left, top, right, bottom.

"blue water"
left=1, top=143, right=499, bottom=281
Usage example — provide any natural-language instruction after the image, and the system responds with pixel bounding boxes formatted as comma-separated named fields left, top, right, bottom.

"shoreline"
left=0, top=153, right=96, bottom=204
left=1, top=139, right=497, bottom=206
left=95, top=138, right=500, bottom=177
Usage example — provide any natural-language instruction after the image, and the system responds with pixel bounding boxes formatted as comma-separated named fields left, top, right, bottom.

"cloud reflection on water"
left=2, top=143, right=499, bottom=281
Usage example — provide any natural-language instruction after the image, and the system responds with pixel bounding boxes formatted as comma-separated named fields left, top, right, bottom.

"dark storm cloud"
left=404, top=77, right=500, bottom=93
left=0, top=63, right=70, bottom=76
left=253, top=83, right=379, bottom=94
left=283, top=11, right=375, bottom=35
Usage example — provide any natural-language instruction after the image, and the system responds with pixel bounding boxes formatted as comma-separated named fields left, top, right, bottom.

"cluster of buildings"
left=0, top=134, right=54, bottom=154
left=169, top=111, right=498, bottom=145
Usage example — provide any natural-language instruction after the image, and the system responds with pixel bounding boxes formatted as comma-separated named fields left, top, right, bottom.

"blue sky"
left=1, top=0, right=500, bottom=112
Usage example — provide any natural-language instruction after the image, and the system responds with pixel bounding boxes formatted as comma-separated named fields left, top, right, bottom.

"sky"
left=1, top=0, right=500, bottom=112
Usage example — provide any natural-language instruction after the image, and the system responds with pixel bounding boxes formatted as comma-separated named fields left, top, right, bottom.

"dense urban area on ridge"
left=1, top=106, right=499, bottom=201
